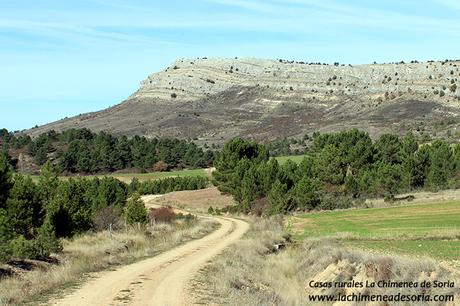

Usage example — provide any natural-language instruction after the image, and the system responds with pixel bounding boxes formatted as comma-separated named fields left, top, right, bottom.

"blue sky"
left=1, top=0, right=460, bottom=131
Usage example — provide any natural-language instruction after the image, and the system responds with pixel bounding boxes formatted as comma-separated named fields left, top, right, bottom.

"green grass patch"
left=27, top=168, right=208, bottom=183
left=294, top=201, right=460, bottom=260
left=110, top=168, right=207, bottom=181
left=274, top=155, right=305, bottom=164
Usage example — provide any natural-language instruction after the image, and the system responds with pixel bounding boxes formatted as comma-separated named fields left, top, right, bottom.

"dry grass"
left=193, top=218, right=460, bottom=306
left=0, top=218, right=218, bottom=306
left=365, top=188, right=460, bottom=208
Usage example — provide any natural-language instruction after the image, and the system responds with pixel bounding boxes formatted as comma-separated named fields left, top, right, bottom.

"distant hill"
left=25, top=58, right=460, bottom=144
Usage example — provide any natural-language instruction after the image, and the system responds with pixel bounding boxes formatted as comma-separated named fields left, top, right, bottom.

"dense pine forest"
left=0, top=128, right=215, bottom=174
left=212, top=129, right=460, bottom=215
left=0, top=156, right=209, bottom=262
left=2, top=127, right=460, bottom=262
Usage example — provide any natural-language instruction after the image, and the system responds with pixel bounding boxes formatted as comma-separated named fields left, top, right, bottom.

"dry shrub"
left=365, top=256, right=394, bottom=281
left=149, top=206, right=176, bottom=223
left=153, top=160, right=168, bottom=172
left=250, top=197, right=267, bottom=217
left=92, top=207, right=123, bottom=231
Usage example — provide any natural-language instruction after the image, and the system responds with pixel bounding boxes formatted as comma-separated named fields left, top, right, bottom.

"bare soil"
left=46, top=190, right=247, bottom=306
left=143, top=187, right=234, bottom=213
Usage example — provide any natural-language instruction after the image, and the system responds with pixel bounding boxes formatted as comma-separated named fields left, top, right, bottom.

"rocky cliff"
left=26, top=58, right=460, bottom=143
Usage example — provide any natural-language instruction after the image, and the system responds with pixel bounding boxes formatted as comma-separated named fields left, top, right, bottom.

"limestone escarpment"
left=25, top=58, right=460, bottom=143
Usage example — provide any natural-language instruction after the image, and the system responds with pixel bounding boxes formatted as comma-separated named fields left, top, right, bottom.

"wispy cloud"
left=1, top=0, right=460, bottom=131
left=435, top=0, right=460, bottom=10
left=0, top=18, right=189, bottom=48
left=206, top=0, right=460, bottom=38
left=205, top=0, right=279, bottom=13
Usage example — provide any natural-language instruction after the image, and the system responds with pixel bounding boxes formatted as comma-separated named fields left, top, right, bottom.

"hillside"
left=26, top=58, right=460, bottom=143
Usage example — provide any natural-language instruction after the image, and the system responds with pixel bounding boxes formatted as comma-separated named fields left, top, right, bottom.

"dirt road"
left=49, top=213, right=248, bottom=305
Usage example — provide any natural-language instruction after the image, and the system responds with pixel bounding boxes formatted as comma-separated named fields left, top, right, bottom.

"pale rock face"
left=25, top=58, right=460, bottom=143
left=132, top=57, right=460, bottom=105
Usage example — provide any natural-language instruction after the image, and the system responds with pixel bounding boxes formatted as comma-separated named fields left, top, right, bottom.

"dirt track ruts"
left=48, top=214, right=249, bottom=306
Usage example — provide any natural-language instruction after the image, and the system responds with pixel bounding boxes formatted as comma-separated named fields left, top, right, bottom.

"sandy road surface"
left=48, top=198, right=249, bottom=306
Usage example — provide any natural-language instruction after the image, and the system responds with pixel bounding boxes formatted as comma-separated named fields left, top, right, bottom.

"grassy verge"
left=0, top=218, right=219, bottom=305
left=273, top=155, right=305, bottom=165
left=291, top=201, right=460, bottom=261
left=193, top=218, right=460, bottom=305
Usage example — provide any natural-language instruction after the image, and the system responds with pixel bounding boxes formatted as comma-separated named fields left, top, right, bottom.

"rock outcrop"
left=25, top=58, right=460, bottom=143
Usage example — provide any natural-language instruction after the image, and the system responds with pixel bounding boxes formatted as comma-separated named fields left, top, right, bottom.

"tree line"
left=0, top=155, right=209, bottom=262
left=130, top=176, right=209, bottom=195
left=0, top=128, right=215, bottom=174
left=212, top=129, right=460, bottom=215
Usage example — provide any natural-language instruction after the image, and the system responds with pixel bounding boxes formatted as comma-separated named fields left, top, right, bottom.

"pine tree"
left=267, top=181, right=290, bottom=215
left=0, top=153, right=12, bottom=208
left=375, top=134, right=402, bottom=164
left=128, top=177, right=141, bottom=195
left=413, top=145, right=431, bottom=188
left=314, top=144, right=345, bottom=187
left=400, top=133, right=419, bottom=189
left=35, top=219, right=61, bottom=257
left=376, top=162, right=402, bottom=199
left=124, top=193, right=147, bottom=225
left=6, top=175, right=42, bottom=238
left=344, top=175, right=359, bottom=197
left=0, top=209, right=12, bottom=261
left=212, top=138, right=268, bottom=195
left=290, top=177, right=319, bottom=210
left=37, top=161, right=59, bottom=210
left=427, top=140, right=455, bottom=189
left=257, top=158, right=280, bottom=195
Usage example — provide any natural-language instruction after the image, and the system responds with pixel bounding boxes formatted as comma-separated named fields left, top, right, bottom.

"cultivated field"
left=291, top=201, right=460, bottom=261
left=193, top=218, right=460, bottom=305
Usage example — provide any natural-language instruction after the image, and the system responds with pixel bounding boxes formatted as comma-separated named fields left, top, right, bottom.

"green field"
left=29, top=168, right=208, bottom=183
left=28, top=155, right=305, bottom=182
left=110, top=168, right=207, bottom=182
left=274, top=155, right=305, bottom=164
left=293, top=201, right=460, bottom=260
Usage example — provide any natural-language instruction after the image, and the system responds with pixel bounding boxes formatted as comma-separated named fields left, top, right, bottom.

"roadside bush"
left=10, top=235, right=37, bottom=259
left=34, top=220, right=61, bottom=257
left=207, top=206, right=215, bottom=215
left=250, top=197, right=268, bottom=216
left=153, top=160, right=168, bottom=172
left=316, top=195, right=353, bottom=210
left=176, top=212, right=196, bottom=223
